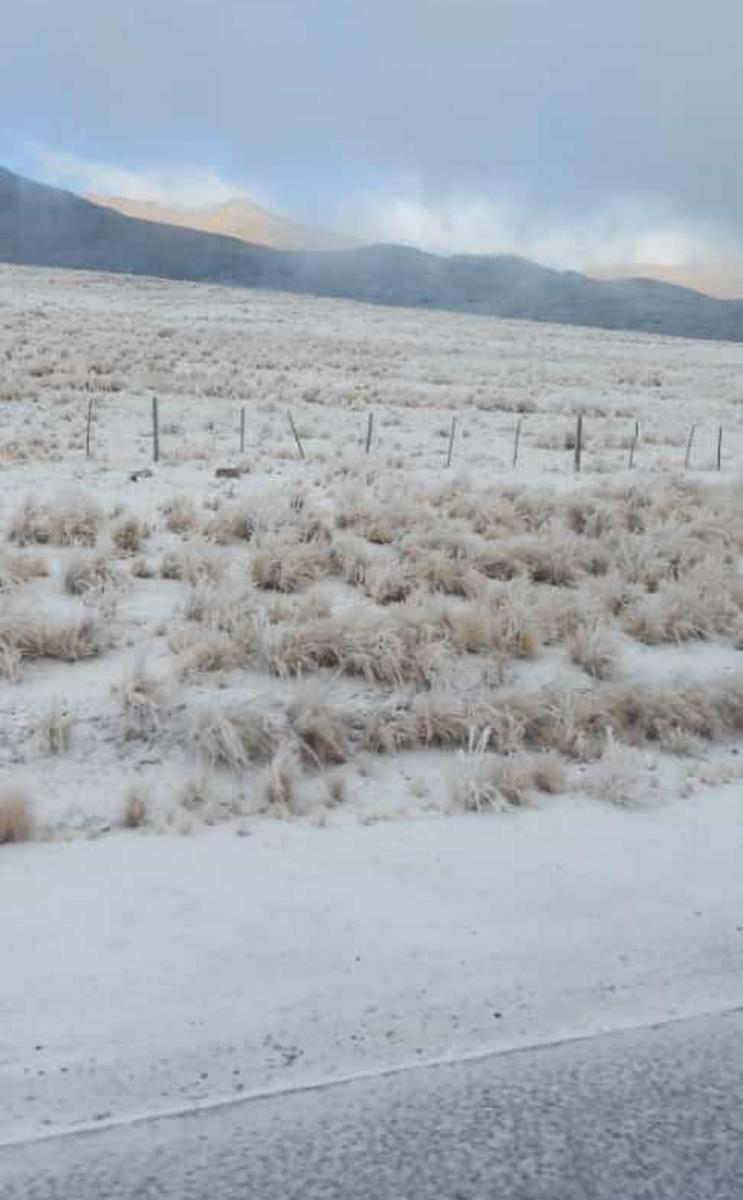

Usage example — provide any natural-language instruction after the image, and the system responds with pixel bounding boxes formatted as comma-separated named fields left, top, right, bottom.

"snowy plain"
left=1, top=264, right=743, bottom=1145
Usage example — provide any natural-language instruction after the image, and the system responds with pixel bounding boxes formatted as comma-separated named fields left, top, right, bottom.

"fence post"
left=85, top=398, right=94, bottom=460
left=445, top=416, right=457, bottom=468
left=365, top=411, right=374, bottom=454
left=152, top=397, right=160, bottom=463
left=512, top=417, right=522, bottom=468
left=574, top=414, right=583, bottom=473
left=684, top=424, right=696, bottom=469
left=239, top=406, right=246, bottom=455
left=287, top=411, right=305, bottom=460
left=717, top=425, right=723, bottom=471
left=628, top=420, right=639, bottom=469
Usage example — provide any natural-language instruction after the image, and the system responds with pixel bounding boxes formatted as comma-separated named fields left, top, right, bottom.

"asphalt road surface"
left=2, top=1009, right=743, bottom=1200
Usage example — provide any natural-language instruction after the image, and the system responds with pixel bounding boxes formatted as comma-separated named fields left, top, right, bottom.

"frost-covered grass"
left=3, top=263, right=743, bottom=838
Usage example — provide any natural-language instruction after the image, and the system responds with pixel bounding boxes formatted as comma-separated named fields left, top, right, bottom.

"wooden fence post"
left=365, top=411, right=374, bottom=454
left=628, top=420, right=639, bottom=469
left=574, top=414, right=583, bottom=473
left=512, top=417, right=522, bottom=468
left=684, top=424, right=696, bottom=469
left=239, top=406, right=246, bottom=455
left=152, top=397, right=160, bottom=463
left=445, top=416, right=457, bottom=468
left=85, top=398, right=94, bottom=460
left=287, top=411, right=305, bottom=460
left=717, top=425, right=723, bottom=471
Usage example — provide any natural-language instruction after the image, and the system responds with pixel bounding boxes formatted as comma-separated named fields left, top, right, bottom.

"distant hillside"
left=86, top=192, right=355, bottom=251
left=2, top=167, right=743, bottom=342
left=589, top=263, right=743, bottom=301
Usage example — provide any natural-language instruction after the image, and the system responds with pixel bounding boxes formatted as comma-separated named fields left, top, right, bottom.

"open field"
left=3, top=263, right=743, bottom=840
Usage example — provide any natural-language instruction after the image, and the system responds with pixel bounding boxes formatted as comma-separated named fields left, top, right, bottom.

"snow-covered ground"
left=1, top=264, right=743, bottom=1144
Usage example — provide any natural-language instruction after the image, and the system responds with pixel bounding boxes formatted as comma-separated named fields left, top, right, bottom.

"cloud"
left=348, top=189, right=743, bottom=268
left=26, top=143, right=258, bottom=209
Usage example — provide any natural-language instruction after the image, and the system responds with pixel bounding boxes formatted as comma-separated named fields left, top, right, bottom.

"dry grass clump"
left=405, top=550, right=484, bottom=599
left=178, top=774, right=214, bottom=813
left=192, top=704, right=283, bottom=771
left=361, top=673, right=743, bottom=764
left=160, top=545, right=228, bottom=584
left=251, top=536, right=335, bottom=593
left=0, top=787, right=34, bottom=844
left=114, top=665, right=169, bottom=738
left=175, top=586, right=263, bottom=672
left=8, top=492, right=101, bottom=546
left=0, top=550, right=49, bottom=590
left=111, top=515, right=147, bottom=555
left=262, top=750, right=301, bottom=815
left=64, top=550, right=119, bottom=595
left=161, top=494, right=202, bottom=535
left=0, top=612, right=103, bottom=672
left=442, top=592, right=537, bottom=661
left=450, top=734, right=567, bottom=813
left=622, top=568, right=743, bottom=645
left=122, top=785, right=148, bottom=829
left=32, top=700, right=74, bottom=754
left=205, top=502, right=256, bottom=544
left=287, top=693, right=351, bottom=765
left=364, top=558, right=416, bottom=605
left=567, top=624, right=620, bottom=680
left=332, top=534, right=370, bottom=587
left=272, top=612, right=442, bottom=686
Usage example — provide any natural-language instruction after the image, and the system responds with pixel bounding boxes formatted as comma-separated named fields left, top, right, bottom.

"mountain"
left=589, top=263, right=743, bottom=301
left=2, top=166, right=743, bottom=342
left=85, top=192, right=355, bottom=251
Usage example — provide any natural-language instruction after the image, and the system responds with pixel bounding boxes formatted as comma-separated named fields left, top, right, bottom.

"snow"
left=1, top=263, right=743, bottom=1143
left=2, top=790, right=743, bottom=1143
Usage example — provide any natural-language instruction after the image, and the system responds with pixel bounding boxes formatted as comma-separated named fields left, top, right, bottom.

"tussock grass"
left=32, top=700, right=74, bottom=754
left=287, top=693, right=351, bottom=765
left=122, top=785, right=148, bottom=829
left=111, top=515, right=147, bottom=555
left=0, top=787, right=34, bottom=844
left=567, top=625, right=620, bottom=680
left=450, top=734, right=567, bottom=813
left=8, top=492, right=101, bottom=547
left=161, top=494, right=202, bottom=535
left=64, top=551, right=119, bottom=595
left=0, top=551, right=49, bottom=590
left=192, top=704, right=283, bottom=771
left=0, top=612, right=103, bottom=672
left=114, top=666, right=168, bottom=738
left=272, top=612, right=443, bottom=686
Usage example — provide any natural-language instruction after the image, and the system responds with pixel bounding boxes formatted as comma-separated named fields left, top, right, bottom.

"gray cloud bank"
left=5, top=1, right=743, bottom=263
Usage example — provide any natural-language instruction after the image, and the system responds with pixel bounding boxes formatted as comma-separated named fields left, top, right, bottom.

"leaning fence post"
left=152, top=397, right=160, bottom=463
left=365, top=411, right=374, bottom=454
left=512, top=417, right=523, bottom=468
left=239, top=406, right=246, bottom=455
left=684, top=424, right=696, bottom=469
left=445, top=416, right=457, bottom=468
left=574, top=414, right=583, bottom=473
left=628, top=420, right=639, bottom=469
left=717, top=425, right=723, bottom=471
left=287, top=411, right=305, bottom=460
left=85, top=398, right=94, bottom=460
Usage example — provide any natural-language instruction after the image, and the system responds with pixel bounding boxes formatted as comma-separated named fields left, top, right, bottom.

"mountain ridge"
left=2, top=166, right=743, bottom=343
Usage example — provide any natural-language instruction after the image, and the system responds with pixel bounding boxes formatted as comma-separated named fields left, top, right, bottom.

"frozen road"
left=2, top=1008, right=743, bottom=1199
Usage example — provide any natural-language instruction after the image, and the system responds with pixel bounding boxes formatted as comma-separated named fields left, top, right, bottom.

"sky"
left=3, top=0, right=743, bottom=267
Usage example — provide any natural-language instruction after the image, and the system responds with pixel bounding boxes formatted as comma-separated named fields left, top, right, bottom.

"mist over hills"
left=2, top=166, right=743, bottom=342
